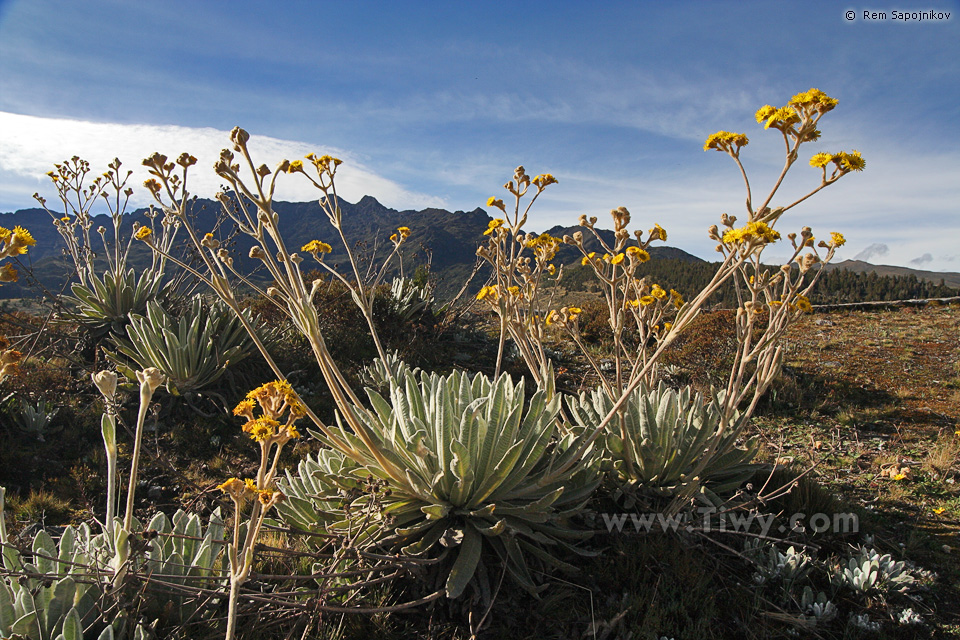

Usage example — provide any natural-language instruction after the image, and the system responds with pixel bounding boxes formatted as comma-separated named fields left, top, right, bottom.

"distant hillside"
left=824, top=260, right=960, bottom=289
left=0, top=197, right=491, bottom=299
left=1, top=200, right=955, bottom=305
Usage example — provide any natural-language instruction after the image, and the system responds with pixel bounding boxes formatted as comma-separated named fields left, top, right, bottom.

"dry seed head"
left=797, top=253, right=820, bottom=273
left=611, top=206, right=631, bottom=231
left=176, top=153, right=197, bottom=168
left=230, top=127, right=250, bottom=148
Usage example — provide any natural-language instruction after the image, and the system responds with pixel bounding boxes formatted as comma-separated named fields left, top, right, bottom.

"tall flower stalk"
left=92, top=370, right=119, bottom=541
left=123, top=367, right=163, bottom=531
left=541, top=89, right=865, bottom=504
left=219, top=381, right=301, bottom=640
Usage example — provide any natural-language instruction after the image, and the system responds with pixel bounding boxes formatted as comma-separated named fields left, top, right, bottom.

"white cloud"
left=854, top=243, right=890, bottom=262
left=0, top=112, right=446, bottom=211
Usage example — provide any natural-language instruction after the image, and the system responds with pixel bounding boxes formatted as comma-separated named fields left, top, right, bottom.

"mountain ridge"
left=1, top=198, right=955, bottom=298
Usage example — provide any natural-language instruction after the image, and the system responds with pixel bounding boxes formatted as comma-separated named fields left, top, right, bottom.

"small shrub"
left=8, top=488, right=73, bottom=526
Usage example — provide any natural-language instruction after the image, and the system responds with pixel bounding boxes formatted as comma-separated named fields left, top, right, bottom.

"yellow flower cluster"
left=0, top=226, right=36, bottom=259
left=525, top=233, right=561, bottom=262
left=217, top=477, right=284, bottom=507
left=722, top=221, right=781, bottom=245
left=789, top=88, right=838, bottom=113
left=486, top=197, right=506, bottom=212
left=834, top=150, right=865, bottom=172
left=531, top=174, right=558, bottom=189
left=626, top=246, right=650, bottom=262
left=476, top=284, right=524, bottom=302
left=390, top=226, right=412, bottom=243
left=755, top=105, right=800, bottom=130
left=703, top=131, right=749, bottom=152
left=305, top=153, right=343, bottom=173
left=301, top=239, right=333, bottom=254
left=484, top=218, right=505, bottom=236
left=671, top=289, right=685, bottom=309
left=809, top=150, right=865, bottom=172
left=830, top=232, right=846, bottom=247
left=0, top=264, right=17, bottom=283
left=809, top=152, right=833, bottom=168
left=234, top=380, right=304, bottom=445
left=134, top=226, right=153, bottom=241
left=476, top=284, right=499, bottom=301
left=545, top=306, right=582, bottom=326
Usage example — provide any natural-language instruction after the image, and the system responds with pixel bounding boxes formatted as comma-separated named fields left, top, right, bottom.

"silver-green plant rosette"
left=567, top=382, right=759, bottom=504
left=0, top=487, right=225, bottom=640
left=277, top=367, right=601, bottom=599
left=66, top=267, right=167, bottom=337
left=105, top=295, right=261, bottom=396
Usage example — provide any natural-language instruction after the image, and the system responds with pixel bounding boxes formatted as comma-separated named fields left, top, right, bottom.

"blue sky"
left=1, top=0, right=958, bottom=270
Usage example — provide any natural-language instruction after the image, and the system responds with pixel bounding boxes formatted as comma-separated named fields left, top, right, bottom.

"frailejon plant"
left=1, top=358, right=227, bottom=640
left=387, top=275, right=434, bottom=322
left=478, top=89, right=862, bottom=513
left=743, top=539, right=815, bottom=593
left=104, top=295, right=261, bottom=396
left=282, top=367, right=601, bottom=598
left=137, top=509, right=227, bottom=629
left=799, top=586, right=837, bottom=625
left=51, top=87, right=863, bottom=605
left=830, top=546, right=916, bottom=595
left=66, top=266, right=167, bottom=337
left=34, top=157, right=181, bottom=337
left=1, top=495, right=121, bottom=640
left=130, top=136, right=599, bottom=604
left=358, top=350, right=421, bottom=395
left=566, top=382, right=757, bottom=503
left=4, top=395, right=59, bottom=442
left=1, top=487, right=226, bottom=640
